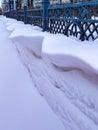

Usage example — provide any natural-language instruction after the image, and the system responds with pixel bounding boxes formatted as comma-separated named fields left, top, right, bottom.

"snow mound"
left=5, top=20, right=23, bottom=27
left=9, top=28, right=42, bottom=37
left=13, top=36, right=98, bottom=130
left=4, top=18, right=42, bottom=32
left=10, top=35, right=44, bottom=58
left=9, top=28, right=54, bottom=58
left=0, top=18, right=65, bottom=130
left=31, top=25, right=43, bottom=31
left=42, top=36, right=98, bottom=77
left=6, top=23, right=29, bottom=32
left=3, top=17, right=98, bottom=130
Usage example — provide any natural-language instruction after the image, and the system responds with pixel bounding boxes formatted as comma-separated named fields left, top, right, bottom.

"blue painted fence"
left=5, top=0, right=98, bottom=41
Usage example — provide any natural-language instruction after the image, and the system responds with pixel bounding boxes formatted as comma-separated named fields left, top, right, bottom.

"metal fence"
left=5, top=0, right=98, bottom=41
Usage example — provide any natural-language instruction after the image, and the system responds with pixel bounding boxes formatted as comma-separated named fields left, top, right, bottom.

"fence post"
left=16, top=9, right=19, bottom=21
left=43, top=0, right=49, bottom=31
left=24, top=5, right=27, bottom=24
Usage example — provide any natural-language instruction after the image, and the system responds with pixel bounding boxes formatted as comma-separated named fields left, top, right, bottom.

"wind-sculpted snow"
left=42, top=36, right=98, bottom=83
left=0, top=16, right=65, bottom=130
left=3, top=16, right=98, bottom=130
left=10, top=35, right=44, bottom=58
left=43, top=36, right=98, bottom=72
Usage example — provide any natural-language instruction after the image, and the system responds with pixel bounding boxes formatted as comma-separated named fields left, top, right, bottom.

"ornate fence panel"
left=48, top=1, right=98, bottom=41
left=17, top=9, right=24, bottom=22
left=29, top=8, right=43, bottom=27
left=4, top=0, right=98, bottom=41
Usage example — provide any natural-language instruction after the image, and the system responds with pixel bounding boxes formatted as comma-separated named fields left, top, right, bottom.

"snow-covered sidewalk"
left=0, top=19, right=64, bottom=130
left=1, top=16, right=98, bottom=130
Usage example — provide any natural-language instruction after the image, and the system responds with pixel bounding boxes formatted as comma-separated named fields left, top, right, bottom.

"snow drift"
left=2, top=16, right=98, bottom=130
left=0, top=16, right=65, bottom=130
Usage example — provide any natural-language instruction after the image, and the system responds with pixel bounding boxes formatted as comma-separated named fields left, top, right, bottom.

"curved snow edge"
left=42, top=36, right=98, bottom=79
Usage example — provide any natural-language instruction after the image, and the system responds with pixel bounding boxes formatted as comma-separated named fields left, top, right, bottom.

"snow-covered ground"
left=0, top=15, right=98, bottom=130
left=0, top=16, right=64, bottom=130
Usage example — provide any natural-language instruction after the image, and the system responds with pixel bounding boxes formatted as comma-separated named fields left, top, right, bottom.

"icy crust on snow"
left=3, top=16, right=98, bottom=130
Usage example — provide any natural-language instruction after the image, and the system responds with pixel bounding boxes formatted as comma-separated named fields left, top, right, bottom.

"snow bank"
left=9, top=29, right=53, bottom=58
left=11, top=35, right=44, bottom=58
left=0, top=16, right=65, bottom=130
left=42, top=36, right=98, bottom=81
left=12, top=39, right=98, bottom=130
left=3, top=16, right=98, bottom=130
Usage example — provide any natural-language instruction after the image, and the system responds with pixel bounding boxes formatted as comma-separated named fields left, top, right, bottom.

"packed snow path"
left=0, top=20, right=65, bottom=130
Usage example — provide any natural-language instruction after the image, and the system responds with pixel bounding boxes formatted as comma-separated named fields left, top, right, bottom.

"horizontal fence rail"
left=4, top=0, right=98, bottom=41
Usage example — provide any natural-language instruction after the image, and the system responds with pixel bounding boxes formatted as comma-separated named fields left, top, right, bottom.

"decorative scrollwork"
left=64, top=21, right=85, bottom=41
left=78, top=6, right=89, bottom=19
left=82, top=22, right=98, bottom=40
left=48, top=1, right=98, bottom=41
left=5, top=0, right=98, bottom=41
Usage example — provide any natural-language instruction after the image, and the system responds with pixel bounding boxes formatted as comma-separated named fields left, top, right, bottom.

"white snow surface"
left=0, top=16, right=65, bottom=130
left=42, top=36, right=98, bottom=77
left=0, top=16, right=98, bottom=130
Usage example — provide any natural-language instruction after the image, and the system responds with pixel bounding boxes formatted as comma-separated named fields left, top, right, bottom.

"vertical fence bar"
left=24, top=5, right=27, bottom=24
left=43, top=0, right=50, bottom=31
left=9, top=0, right=11, bottom=11
left=13, top=0, right=16, bottom=10
left=16, top=9, right=19, bottom=21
